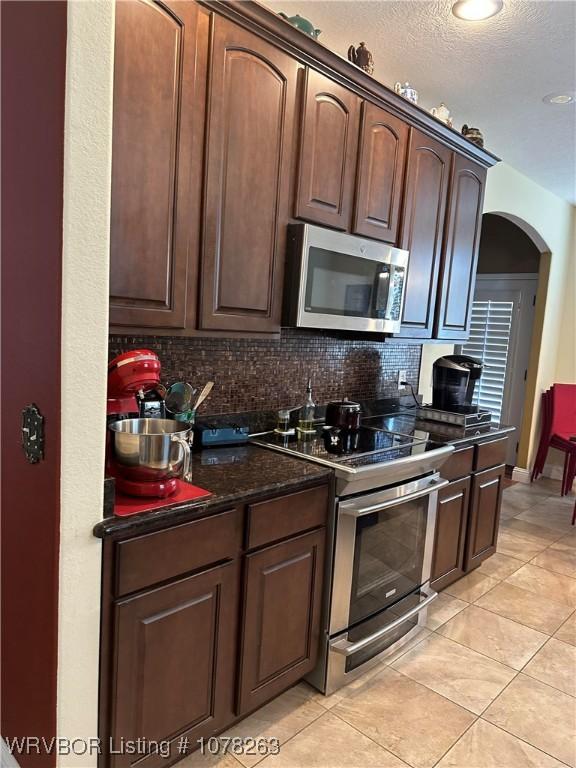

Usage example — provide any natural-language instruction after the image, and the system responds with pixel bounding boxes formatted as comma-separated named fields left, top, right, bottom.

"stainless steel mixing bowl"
left=108, top=418, right=192, bottom=482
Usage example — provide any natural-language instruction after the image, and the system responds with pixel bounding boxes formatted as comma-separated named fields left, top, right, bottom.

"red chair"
left=531, top=389, right=552, bottom=481
left=531, top=384, right=576, bottom=496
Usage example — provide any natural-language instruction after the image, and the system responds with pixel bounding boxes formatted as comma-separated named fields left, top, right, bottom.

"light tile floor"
left=183, top=478, right=576, bottom=768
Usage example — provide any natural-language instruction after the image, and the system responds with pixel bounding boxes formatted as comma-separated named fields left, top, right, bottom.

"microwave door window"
left=305, top=247, right=380, bottom=318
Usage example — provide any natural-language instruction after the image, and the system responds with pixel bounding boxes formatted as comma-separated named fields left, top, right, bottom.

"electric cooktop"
left=251, top=423, right=454, bottom=496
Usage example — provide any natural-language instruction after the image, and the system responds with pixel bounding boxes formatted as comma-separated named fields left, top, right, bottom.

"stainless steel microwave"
left=284, top=224, right=409, bottom=334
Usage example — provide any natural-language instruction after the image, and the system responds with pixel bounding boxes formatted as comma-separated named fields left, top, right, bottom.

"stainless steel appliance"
left=109, top=418, right=192, bottom=486
left=284, top=223, right=409, bottom=334
left=416, top=404, right=492, bottom=428
left=251, top=422, right=453, bottom=693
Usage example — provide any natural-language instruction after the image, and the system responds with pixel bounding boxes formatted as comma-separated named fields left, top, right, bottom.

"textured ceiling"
left=264, top=0, right=576, bottom=203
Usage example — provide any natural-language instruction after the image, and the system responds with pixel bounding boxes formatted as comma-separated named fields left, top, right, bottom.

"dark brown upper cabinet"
left=109, top=0, right=200, bottom=330
left=353, top=102, right=409, bottom=243
left=435, top=155, right=487, bottom=340
left=199, top=17, right=299, bottom=333
left=295, top=68, right=360, bottom=230
left=396, top=130, right=451, bottom=338
left=109, top=561, right=240, bottom=767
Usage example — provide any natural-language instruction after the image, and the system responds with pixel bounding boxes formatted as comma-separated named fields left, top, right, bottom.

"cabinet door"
left=295, top=68, right=360, bottom=229
left=109, top=561, right=240, bottom=767
left=465, top=464, right=505, bottom=571
left=430, top=477, right=471, bottom=591
left=200, top=17, right=299, bottom=333
left=109, top=0, right=200, bottom=329
left=238, top=529, right=325, bottom=714
left=396, top=130, right=451, bottom=338
left=353, top=102, right=409, bottom=243
left=435, top=155, right=487, bottom=339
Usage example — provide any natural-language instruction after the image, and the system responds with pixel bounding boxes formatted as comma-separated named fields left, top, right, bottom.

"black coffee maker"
left=432, top=355, right=483, bottom=411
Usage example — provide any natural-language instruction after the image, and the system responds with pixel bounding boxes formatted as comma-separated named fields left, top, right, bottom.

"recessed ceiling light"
left=542, top=92, right=575, bottom=105
left=452, top=0, right=504, bottom=21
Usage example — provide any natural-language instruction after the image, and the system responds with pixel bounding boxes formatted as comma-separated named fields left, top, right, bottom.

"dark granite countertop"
left=94, top=445, right=332, bottom=538
left=96, top=397, right=514, bottom=538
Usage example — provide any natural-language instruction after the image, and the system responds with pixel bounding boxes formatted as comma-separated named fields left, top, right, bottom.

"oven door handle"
left=339, top=477, right=448, bottom=518
left=330, top=586, right=438, bottom=657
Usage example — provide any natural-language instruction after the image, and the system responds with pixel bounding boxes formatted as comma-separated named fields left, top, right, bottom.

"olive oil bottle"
left=298, top=378, right=316, bottom=434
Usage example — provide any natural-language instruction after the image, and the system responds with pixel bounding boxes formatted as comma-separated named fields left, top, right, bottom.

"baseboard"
left=511, top=467, right=531, bottom=484
left=511, top=464, right=574, bottom=490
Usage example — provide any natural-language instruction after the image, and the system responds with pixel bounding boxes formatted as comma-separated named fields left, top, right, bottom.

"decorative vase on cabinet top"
left=278, top=13, right=321, bottom=38
left=430, top=102, right=453, bottom=128
left=347, top=42, right=374, bottom=75
left=394, top=82, right=419, bottom=104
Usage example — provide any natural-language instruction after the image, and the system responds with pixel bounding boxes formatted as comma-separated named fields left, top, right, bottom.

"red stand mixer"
left=107, top=350, right=192, bottom=498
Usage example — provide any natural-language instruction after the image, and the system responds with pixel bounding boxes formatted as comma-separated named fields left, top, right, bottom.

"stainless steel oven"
left=319, top=473, right=447, bottom=694
left=284, top=223, right=409, bottom=334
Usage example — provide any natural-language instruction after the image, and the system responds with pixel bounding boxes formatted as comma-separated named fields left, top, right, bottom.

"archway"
left=475, top=212, right=552, bottom=474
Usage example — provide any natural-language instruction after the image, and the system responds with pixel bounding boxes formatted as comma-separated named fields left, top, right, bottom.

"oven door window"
left=349, top=495, right=429, bottom=626
left=305, top=247, right=393, bottom=320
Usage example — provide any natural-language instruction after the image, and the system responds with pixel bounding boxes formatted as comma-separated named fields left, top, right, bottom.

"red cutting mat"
left=114, top=479, right=212, bottom=517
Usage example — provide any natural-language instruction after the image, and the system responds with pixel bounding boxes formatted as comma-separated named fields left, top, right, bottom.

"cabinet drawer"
left=441, top=447, right=474, bottom=482
left=247, top=484, right=329, bottom=550
left=474, top=437, right=508, bottom=472
left=115, top=509, right=243, bottom=597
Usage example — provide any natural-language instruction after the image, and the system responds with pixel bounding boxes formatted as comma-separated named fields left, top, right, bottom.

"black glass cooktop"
left=252, top=424, right=430, bottom=467
left=362, top=414, right=430, bottom=440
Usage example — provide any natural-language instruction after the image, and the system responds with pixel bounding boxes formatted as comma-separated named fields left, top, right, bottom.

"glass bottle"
left=298, top=378, right=316, bottom=434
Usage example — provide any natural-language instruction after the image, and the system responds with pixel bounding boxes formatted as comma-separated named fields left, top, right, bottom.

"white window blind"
left=461, top=300, right=514, bottom=422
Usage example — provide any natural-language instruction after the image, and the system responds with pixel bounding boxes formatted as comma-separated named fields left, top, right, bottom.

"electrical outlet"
left=398, top=370, right=407, bottom=390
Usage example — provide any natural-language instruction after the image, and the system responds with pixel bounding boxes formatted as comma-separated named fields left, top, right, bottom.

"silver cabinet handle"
left=340, top=477, right=448, bottom=518
left=330, top=586, right=438, bottom=657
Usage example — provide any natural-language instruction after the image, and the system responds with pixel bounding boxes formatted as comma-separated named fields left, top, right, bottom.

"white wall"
left=419, top=162, right=575, bottom=468
left=58, top=1, right=114, bottom=763
left=554, top=210, right=576, bottom=384
left=418, top=343, right=454, bottom=404
left=483, top=164, right=575, bottom=467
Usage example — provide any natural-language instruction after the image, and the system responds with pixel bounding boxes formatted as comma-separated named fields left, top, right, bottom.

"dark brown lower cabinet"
left=100, top=481, right=331, bottom=767
left=109, top=561, right=240, bottom=768
left=238, top=529, right=325, bottom=714
left=465, top=464, right=505, bottom=570
left=430, top=477, right=470, bottom=591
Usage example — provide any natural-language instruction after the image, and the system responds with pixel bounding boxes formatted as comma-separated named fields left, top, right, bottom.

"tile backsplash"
left=109, top=330, right=421, bottom=415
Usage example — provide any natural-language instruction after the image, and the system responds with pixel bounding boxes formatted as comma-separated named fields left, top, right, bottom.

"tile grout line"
left=232, top=690, right=328, bottom=768
left=329, top=707, right=425, bottom=768
left=430, top=608, right=549, bottom=672
left=429, top=715, right=481, bottom=768
left=474, top=718, right=574, bottom=768
left=224, top=485, right=573, bottom=768
left=519, top=634, right=576, bottom=698
left=479, top=673, right=576, bottom=766
left=389, top=645, right=518, bottom=718
left=554, top=607, right=576, bottom=637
